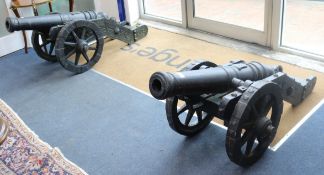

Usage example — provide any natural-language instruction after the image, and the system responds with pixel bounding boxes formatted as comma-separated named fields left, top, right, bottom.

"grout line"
left=91, top=69, right=322, bottom=152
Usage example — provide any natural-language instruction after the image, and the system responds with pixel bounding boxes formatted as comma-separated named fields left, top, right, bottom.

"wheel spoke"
left=43, top=45, right=48, bottom=54
left=257, top=135, right=266, bottom=144
left=75, top=52, right=81, bottom=65
left=86, top=35, right=95, bottom=42
left=65, top=48, right=76, bottom=59
left=240, top=129, right=254, bottom=146
left=40, top=41, right=50, bottom=47
left=49, top=43, right=55, bottom=55
left=81, top=28, right=87, bottom=39
left=251, top=105, right=260, bottom=118
left=72, top=31, right=80, bottom=41
left=177, top=105, right=188, bottom=115
left=88, top=47, right=97, bottom=50
left=245, top=136, right=256, bottom=156
left=241, top=121, right=254, bottom=129
left=184, top=109, right=194, bottom=126
left=64, top=42, right=77, bottom=47
left=196, top=110, right=203, bottom=122
left=88, top=40, right=97, bottom=46
left=39, top=34, right=50, bottom=48
left=81, top=51, right=90, bottom=63
left=259, top=95, right=272, bottom=117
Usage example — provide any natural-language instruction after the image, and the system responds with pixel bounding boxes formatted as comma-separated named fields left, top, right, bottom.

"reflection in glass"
left=194, top=0, right=265, bottom=31
left=282, top=0, right=324, bottom=56
left=144, top=0, right=182, bottom=21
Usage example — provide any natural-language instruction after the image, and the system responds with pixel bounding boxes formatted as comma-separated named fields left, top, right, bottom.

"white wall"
left=0, top=0, right=141, bottom=57
left=124, top=0, right=140, bottom=25
left=94, top=0, right=140, bottom=25
left=0, top=0, right=33, bottom=57
left=94, top=0, right=120, bottom=21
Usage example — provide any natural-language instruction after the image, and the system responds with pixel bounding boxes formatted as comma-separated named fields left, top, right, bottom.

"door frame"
left=271, top=0, right=324, bottom=62
left=138, top=0, right=187, bottom=28
left=136, top=0, right=324, bottom=62
left=186, top=0, right=273, bottom=46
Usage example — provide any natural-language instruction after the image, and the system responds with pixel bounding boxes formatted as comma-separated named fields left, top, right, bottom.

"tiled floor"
left=144, top=0, right=324, bottom=56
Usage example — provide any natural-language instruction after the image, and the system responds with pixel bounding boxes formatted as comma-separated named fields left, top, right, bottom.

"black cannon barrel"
left=149, top=61, right=282, bottom=100
left=6, top=11, right=106, bottom=33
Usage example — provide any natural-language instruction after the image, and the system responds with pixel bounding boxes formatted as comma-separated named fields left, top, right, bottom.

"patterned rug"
left=0, top=100, right=87, bottom=175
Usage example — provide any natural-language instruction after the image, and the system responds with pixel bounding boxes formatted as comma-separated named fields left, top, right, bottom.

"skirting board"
left=0, top=32, right=32, bottom=57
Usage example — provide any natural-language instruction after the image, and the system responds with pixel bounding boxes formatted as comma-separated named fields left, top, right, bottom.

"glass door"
left=187, top=0, right=273, bottom=46
left=139, top=0, right=186, bottom=27
left=143, top=0, right=182, bottom=21
left=280, top=0, right=324, bottom=59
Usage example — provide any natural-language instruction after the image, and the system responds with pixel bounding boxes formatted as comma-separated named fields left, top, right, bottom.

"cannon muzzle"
left=5, top=17, right=17, bottom=33
left=149, top=61, right=282, bottom=100
left=6, top=11, right=106, bottom=33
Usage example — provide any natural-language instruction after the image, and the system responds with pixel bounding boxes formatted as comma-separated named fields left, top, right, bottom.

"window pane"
left=282, top=0, right=324, bottom=56
left=194, top=0, right=265, bottom=31
left=143, top=0, right=182, bottom=21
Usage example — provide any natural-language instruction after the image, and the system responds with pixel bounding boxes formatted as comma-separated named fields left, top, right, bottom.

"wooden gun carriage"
left=6, top=11, right=148, bottom=73
left=149, top=60, right=316, bottom=166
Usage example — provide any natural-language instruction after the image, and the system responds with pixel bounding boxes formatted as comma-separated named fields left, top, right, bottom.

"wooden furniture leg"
left=12, top=8, right=28, bottom=53
left=69, top=0, right=74, bottom=12
left=32, top=4, right=39, bottom=16
left=48, top=1, right=53, bottom=12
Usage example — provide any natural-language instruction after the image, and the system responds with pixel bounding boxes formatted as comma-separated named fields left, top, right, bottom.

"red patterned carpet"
left=0, top=100, right=87, bottom=175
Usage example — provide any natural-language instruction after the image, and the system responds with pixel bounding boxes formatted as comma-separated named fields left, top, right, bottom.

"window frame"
left=137, top=0, right=324, bottom=62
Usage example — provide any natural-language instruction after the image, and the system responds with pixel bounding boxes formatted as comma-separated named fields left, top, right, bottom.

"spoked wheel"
left=166, top=96, right=214, bottom=136
left=31, top=30, right=57, bottom=62
left=165, top=60, right=217, bottom=136
left=55, top=20, right=104, bottom=74
left=226, top=81, right=283, bottom=167
left=166, top=60, right=217, bottom=136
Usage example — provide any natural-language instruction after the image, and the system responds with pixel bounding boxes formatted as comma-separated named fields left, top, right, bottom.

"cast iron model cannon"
left=6, top=11, right=148, bottom=73
left=149, top=60, right=316, bottom=166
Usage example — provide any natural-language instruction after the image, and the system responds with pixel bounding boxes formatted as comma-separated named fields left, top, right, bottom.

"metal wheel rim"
left=166, top=96, right=213, bottom=136
left=226, top=81, right=283, bottom=166
left=55, top=21, right=104, bottom=74
left=31, top=31, right=57, bottom=62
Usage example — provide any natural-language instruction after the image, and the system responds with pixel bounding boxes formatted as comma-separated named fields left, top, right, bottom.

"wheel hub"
left=226, top=81, right=283, bottom=166
left=77, top=40, right=89, bottom=52
left=255, top=117, right=275, bottom=139
left=55, top=20, right=104, bottom=74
